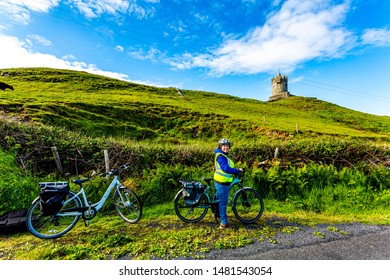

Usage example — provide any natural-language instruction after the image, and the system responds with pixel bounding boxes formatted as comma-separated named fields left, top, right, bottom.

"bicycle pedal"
left=84, top=220, right=90, bottom=227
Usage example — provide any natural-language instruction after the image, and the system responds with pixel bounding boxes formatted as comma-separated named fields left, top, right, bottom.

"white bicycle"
left=26, top=164, right=142, bottom=239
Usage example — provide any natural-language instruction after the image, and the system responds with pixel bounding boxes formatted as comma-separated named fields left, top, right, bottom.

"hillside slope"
left=0, top=68, right=389, bottom=217
left=0, top=67, right=389, bottom=144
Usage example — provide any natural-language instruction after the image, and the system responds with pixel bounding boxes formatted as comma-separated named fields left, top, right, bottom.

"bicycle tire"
left=174, top=190, right=209, bottom=223
left=114, top=187, right=142, bottom=223
left=26, top=191, right=82, bottom=239
left=232, top=188, right=264, bottom=224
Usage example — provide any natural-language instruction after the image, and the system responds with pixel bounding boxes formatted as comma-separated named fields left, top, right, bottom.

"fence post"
left=274, top=147, right=280, bottom=158
left=51, top=146, right=63, bottom=173
left=296, top=123, right=299, bottom=133
left=104, top=150, right=110, bottom=177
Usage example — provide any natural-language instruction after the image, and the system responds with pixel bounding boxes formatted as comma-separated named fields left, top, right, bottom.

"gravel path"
left=202, top=222, right=390, bottom=260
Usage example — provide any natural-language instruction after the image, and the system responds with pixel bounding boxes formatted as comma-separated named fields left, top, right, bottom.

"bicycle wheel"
left=26, top=192, right=82, bottom=239
left=174, top=190, right=209, bottom=223
left=232, top=188, right=264, bottom=224
left=114, top=187, right=142, bottom=223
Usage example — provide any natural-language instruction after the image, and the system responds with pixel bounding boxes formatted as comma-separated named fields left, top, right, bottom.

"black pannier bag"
left=39, top=182, right=70, bottom=216
left=180, top=180, right=206, bottom=206
left=0, top=209, right=27, bottom=234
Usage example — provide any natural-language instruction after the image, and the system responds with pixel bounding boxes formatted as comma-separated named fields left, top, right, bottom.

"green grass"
left=0, top=67, right=389, bottom=260
left=1, top=201, right=389, bottom=260
left=1, top=67, right=389, bottom=142
left=0, top=68, right=388, bottom=174
left=0, top=149, right=38, bottom=212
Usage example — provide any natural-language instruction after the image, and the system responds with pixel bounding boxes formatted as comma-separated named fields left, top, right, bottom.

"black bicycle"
left=174, top=174, right=264, bottom=224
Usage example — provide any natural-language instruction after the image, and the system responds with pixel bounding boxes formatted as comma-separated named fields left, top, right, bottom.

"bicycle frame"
left=211, top=177, right=242, bottom=196
left=198, top=177, right=242, bottom=206
left=229, top=177, right=241, bottom=189
left=60, top=175, right=123, bottom=217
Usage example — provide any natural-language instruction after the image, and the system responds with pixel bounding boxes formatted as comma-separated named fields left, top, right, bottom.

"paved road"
left=236, top=229, right=390, bottom=260
left=203, top=223, right=390, bottom=260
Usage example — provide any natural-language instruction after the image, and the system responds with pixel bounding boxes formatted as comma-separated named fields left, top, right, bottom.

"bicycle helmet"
left=218, top=138, right=231, bottom=148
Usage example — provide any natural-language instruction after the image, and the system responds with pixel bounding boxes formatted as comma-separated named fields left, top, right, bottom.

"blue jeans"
left=215, top=182, right=230, bottom=225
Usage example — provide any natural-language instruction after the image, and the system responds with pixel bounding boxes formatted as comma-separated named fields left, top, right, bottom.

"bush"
left=0, top=149, right=38, bottom=214
left=243, top=163, right=390, bottom=213
left=138, top=163, right=212, bottom=206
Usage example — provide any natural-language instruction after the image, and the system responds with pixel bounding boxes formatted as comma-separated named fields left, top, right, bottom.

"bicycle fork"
left=233, top=189, right=251, bottom=208
left=117, top=187, right=131, bottom=207
left=240, top=191, right=251, bottom=207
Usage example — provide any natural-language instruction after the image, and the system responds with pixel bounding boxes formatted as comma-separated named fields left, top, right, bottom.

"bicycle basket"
left=179, top=180, right=205, bottom=206
left=39, top=182, right=70, bottom=216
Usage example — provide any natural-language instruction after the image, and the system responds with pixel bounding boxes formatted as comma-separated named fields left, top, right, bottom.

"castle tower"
left=269, top=72, right=291, bottom=101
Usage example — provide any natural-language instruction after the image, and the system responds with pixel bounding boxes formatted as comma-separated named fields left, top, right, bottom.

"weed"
left=281, top=226, right=301, bottom=234
left=313, top=231, right=325, bottom=239
left=327, top=226, right=339, bottom=232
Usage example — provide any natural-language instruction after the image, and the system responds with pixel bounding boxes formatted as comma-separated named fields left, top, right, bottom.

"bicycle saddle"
left=73, top=178, right=90, bottom=185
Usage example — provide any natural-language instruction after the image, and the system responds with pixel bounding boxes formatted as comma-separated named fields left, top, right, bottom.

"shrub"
left=0, top=149, right=38, bottom=214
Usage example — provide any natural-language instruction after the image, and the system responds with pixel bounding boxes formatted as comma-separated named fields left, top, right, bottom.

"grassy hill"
left=1, top=67, right=389, bottom=143
left=0, top=67, right=389, bottom=210
left=1, top=68, right=390, bottom=260
left=0, top=67, right=388, bottom=173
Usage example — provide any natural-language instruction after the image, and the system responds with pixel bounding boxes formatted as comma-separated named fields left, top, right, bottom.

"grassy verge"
left=1, top=201, right=389, bottom=260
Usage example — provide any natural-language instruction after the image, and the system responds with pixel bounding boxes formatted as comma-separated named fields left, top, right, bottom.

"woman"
left=213, top=138, right=243, bottom=229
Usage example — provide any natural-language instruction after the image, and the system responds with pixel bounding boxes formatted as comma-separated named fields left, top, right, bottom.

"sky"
left=0, top=0, right=389, bottom=116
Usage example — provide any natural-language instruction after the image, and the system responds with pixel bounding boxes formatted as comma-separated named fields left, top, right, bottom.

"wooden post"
left=274, top=147, right=280, bottom=158
left=263, top=115, right=266, bottom=124
left=296, top=123, right=299, bottom=133
left=51, top=146, right=63, bottom=173
left=104, top=150, right=110, bottom=176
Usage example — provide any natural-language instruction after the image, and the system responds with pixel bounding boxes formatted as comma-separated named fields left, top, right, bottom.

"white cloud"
left=3, top=0, right=60, bottom=12
left=62, top=54, right=77, bottom=60
left=0, top=34, right=128, bottom=80
left=0, top=0, right=60, bottom=24
left=71, top=0, right=125, bottom=19
left=0, top=0, right=154, bottom=24
left=361, top=28, right=390, bottom=47
left=27, top=34, right=52, bottom=46
left=289, top=76, right=304, bottom=84
left=115, top=45, right=124, bottom=52
left=171, top=0, right=355, bottom=76
left=0, top=33, right=174, bottom=88
left=70, top=0, right=154, bottom=19
left=193, top=13, right=208, bottom=24
left=168, top=20, right=188, bottom=33
left=128, top=47, right=163, bottom=63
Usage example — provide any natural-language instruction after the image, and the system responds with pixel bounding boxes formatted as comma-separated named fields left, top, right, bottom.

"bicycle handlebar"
left=73, top=163, right=131, bottom=186
left=99, top=163, right=130, bottom=177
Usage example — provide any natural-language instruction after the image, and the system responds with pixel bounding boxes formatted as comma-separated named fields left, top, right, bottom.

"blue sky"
left=0, top=0, right=389, bottom=116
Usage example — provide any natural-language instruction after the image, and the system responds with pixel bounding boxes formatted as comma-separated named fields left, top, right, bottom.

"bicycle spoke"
left=26, top=192, right=81, bottom=239
left=174, top=191, right=209, bottom=223
left=114, top=187, right=142, bottom=223
left=232, top=188, right=264, bottom=224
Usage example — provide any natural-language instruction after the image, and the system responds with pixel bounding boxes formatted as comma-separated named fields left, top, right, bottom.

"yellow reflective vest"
left=214, top=153, right=235, bottom=183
